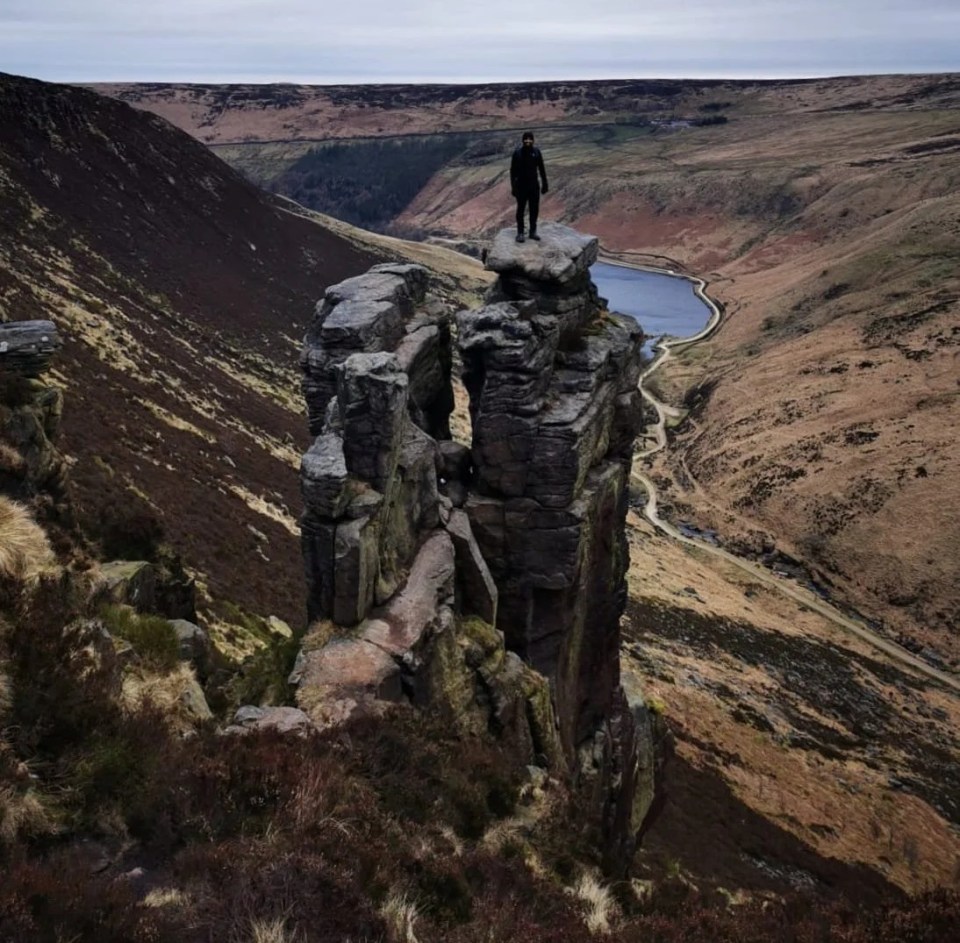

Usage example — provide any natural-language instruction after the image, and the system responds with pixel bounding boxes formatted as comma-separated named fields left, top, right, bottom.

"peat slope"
left=625, top=592, right=960, bottom=894
left=627, top=600, right=958, bottom=823
left=0, top=73, right=379, bottom=628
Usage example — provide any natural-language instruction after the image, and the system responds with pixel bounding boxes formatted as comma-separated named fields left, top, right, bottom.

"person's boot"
left=516, top=231, right=525, bottom=243
left=528, top=231, right=541, bottom=241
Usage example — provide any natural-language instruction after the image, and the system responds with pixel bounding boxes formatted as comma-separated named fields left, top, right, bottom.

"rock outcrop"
left=0, top=321, right=69, bottom=510
left=464, top=222, right=652, bottom=871
left=297, top=263, right=561, bottom=765
left=295, top=226, right=657, bottom=874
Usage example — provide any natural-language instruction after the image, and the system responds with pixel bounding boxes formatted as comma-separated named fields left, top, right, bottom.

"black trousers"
left=515, top=190, right=540, bottom=234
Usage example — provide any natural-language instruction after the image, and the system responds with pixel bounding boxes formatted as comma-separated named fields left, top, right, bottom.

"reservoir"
left=591, top=261, right=711, bottom=354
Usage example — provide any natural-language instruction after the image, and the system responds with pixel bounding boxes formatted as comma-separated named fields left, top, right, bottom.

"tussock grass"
left=570, top=872, right=618, bottom=936
left=248, top=916, right=301, bottom=943
left=141, top=887, right=191, bottom=909
left=381, top=891, right=420, bottom=943
left=0, top=496, right=56, bottom=583
left=120, top=662, right=208, bottom=729
left=0, top=442, right=26, bottom=475
left=0, top=784, right=58, bottom=844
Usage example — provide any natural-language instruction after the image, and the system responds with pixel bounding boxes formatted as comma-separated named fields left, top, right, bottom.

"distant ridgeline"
left=291, top=223, right=663, bottom=873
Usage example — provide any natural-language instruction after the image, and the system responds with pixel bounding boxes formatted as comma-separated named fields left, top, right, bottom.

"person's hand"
left=511, top=188, right=518, bottom=198
left=541, top=183, right=549, bottom=195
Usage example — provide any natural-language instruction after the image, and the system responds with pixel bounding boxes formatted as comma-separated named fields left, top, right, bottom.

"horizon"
left=10, top=68, right=960, bottom=89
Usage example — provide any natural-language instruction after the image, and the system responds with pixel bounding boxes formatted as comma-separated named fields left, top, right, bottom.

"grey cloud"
left=1, top=1, right=958, bottom=82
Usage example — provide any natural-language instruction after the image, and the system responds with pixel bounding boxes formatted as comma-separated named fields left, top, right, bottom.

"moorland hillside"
left=0, top=72, right=380, bottom=635
left=99, top=74, right=960, bottom=661
left=1, top=73, right=959, bottom=939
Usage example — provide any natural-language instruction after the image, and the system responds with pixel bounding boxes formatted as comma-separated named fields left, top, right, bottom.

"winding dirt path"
left=614, top=259, right=960, bottom=695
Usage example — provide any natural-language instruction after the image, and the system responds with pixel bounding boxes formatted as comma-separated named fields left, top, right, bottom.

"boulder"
left=169, top=618, right=212, bottom=671
left=0, top=321, right=61, bottom=377
left=225, top=705, right=315, bottom=736
left=178, top=674, right=213, bottom=723
left=98, top=561, right=158, bottom=613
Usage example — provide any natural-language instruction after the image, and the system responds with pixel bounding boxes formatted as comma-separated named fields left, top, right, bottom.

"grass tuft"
left=570, top=872, right=618, bottom=936
left=249, top=916, right=301, bottom=943
left=98, top=603, right=179, bottom=671
left=381, top=891, right=420, bottom=943
left=0, top=496, right=56, bottom=583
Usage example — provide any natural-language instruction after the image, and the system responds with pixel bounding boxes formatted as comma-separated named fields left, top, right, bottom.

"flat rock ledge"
left=485, top=222, right=598, bottom=284
left=0, top=320, right=61, bottom=377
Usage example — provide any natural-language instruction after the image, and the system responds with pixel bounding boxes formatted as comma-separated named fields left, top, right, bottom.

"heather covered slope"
left=0, top=72, right=379, bottom=629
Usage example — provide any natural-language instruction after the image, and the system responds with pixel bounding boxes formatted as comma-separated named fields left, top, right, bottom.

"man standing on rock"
left=511, top=131, right=548, bottom=243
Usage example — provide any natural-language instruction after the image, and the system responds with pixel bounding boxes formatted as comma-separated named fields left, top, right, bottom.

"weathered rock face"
left=301, top=263, right=452, bottom=439
left=0, top=321, right=69, bottom=508
left=296, top=231, right=656, bottom=875
left=297, top=263, right=560, bottom=767
left=462, top=223, right=650, bottom=872
left=484, top=223, right=604, bottom=342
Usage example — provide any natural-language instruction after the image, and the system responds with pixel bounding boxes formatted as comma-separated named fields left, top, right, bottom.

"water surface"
left=591, top=261, right=711, bottom=354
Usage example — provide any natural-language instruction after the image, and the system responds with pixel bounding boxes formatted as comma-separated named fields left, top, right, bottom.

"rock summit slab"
left=485, top=222, right=599, bottom=285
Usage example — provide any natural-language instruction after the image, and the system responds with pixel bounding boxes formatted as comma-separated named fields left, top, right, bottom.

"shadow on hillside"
left=637, top=748, right=899, bottom=906
left=625, top=598, right=960, bottom=825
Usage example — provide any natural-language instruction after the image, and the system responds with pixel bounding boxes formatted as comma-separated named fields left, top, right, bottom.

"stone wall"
left=295, top=227, right=658, bottom=874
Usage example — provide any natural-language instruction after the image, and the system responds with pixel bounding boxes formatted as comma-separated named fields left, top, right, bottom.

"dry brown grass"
left=0, top=496, right=56, bottom=583
left=0, top=442, right=26, bottom=475
left=141, top=887, right=192, bottom=909
left=0, top=785, right=58, bottom=845
left=569, top=872, right=618, bottom=936
left=247, top=917, right=301, bottom=943
left=120, top=662, right=211, bottom=731
left=380, top=891, right=420, bottom=943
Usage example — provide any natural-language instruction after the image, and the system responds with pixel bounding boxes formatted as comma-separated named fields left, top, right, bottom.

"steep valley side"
left=0, top=73, right=378, bottom=634
left=2, top=73, right=959, bottom=934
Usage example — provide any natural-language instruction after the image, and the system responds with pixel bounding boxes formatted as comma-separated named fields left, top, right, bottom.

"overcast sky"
left=2, top=0, right=958, bottom=84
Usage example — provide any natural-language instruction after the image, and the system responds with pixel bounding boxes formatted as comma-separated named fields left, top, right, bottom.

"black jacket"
left=510, top=144, right=548, bottom=196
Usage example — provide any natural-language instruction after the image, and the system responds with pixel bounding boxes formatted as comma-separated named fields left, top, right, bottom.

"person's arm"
left=510, top=148, right=520, bottom=196
left=538, top=150, right=548, bottom=193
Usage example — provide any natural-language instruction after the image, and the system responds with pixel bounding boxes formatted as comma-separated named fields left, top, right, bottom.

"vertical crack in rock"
left=295, top=227, right=659, bottom=875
